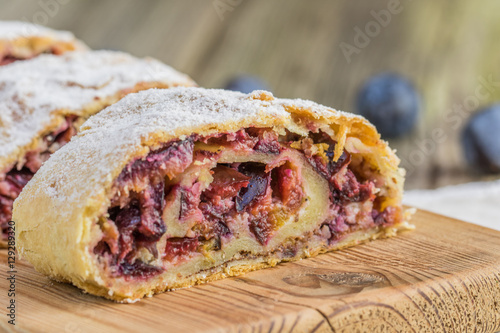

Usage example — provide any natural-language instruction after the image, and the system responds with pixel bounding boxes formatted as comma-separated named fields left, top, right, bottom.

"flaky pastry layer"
left=0, top=20, right=87, bottom=65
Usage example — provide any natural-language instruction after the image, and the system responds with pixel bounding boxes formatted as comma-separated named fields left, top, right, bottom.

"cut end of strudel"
left=0, top=21, right=88, bottom=65
left=14, top=87, right=413, bottom=302
left=0, top=51, right=196, bottom=245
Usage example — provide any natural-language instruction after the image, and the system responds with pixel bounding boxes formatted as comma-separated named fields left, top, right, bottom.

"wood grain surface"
left=1, top=209, right=499, bottom=332
left=1, top=0, right=500, bottom=189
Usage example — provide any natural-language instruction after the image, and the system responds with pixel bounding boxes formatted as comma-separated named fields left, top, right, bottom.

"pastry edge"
left=46, top=219, right=414, bottom=303
left=0, top=35, right=88, bottom=59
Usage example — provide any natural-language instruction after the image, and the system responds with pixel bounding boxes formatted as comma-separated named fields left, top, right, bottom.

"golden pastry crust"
left=13, top=88, right=409, bottom=302
left=0, top=21, right=87, bottom=62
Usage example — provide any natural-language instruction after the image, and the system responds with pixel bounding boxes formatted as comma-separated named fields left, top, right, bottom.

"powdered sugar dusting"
left=20, top=87, right=368, bottom=211
left=0, top=21, right=75, bottom=41
left=0, top=50, right=195, bottom=169
left=280, top=96, right=362, bottom=120
left=81, top=88, right=283, bottom=137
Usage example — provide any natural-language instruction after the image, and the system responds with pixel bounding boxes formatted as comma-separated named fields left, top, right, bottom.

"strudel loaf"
left=14, top=88, right=412, bottom=302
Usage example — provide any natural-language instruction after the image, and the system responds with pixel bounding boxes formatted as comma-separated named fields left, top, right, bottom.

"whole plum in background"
left=356, top=73, right=420, bottom=139
left=224, top=75, right=270, bottom=94
left=462, top=105, right=500, bottom=173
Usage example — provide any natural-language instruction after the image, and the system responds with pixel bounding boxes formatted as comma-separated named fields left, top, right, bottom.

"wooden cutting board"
left=1, top=209, right=499, bottom=332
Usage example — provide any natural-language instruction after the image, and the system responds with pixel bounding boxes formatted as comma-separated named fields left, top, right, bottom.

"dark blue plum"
left=356, top=73, right=420, bottom=138
left=235, top=163, right=270, bottom=211
left=224, top=75, right=270, bottom=94
left=462, top=105, right=500, bottom=173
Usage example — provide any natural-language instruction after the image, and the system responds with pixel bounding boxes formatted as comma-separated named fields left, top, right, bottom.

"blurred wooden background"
left=1, top=0, right=500, bottom=189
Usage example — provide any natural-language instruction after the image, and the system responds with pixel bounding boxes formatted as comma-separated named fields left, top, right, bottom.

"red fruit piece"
left=204, top=165, right=250, bottom=199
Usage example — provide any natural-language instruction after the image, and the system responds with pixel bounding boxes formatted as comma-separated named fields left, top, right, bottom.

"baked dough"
left=14, top=87, right=413, bottom=302
left=0, top=51, right=196, bottom=246
left=0, top=21, right=87, bottom=65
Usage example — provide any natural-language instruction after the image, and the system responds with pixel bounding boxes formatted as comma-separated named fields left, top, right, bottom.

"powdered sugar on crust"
left=0, top=51, right=196, bottom=169
left=81, top=88, right=288, bottom=137
left=0, top=21, right=75, bottom=41
left=20, top=88, right=374, bottom=209
left=82, top=89, right=362, bottom=137
left=279, top=97, right=359, bottom=119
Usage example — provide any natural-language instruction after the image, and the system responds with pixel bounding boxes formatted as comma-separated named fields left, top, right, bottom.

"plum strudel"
left=0, top=51, right=196, bottom=246
left=14, top=88, right=413, bottom=302
left=0, top=21, right=87, bottom=65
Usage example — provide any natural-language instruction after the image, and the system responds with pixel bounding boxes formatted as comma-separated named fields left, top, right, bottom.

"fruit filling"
left=0, top=116, right=79, bottom=237
left=0, top=47, right=66, bottom=66
left=0, top=55, right=22, bottom=66
left=93, top=128, right=400, bottom=279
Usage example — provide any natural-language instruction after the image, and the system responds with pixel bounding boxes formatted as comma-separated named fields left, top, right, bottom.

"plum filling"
left=0, top=47, right=65, bottom=66
left=93, top=140, right=195, bottom=278
left=117, top=139, right=194, bottom=185
left=164, top=238, right=200, bottom=262
left=200, top=128, right=282, bottom=154
left=0, top=55, right=21, bottom=66
left=0, top=116, right=79, bottom=239
left=95, top=128, right=399, bottom=279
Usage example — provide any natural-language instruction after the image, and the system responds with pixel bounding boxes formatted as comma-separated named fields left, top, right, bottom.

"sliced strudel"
left=14, top=88, right=413, bottom=302
left=0, top=51, right=195, bottom=245
left=0, top=21, right=87, bottom=65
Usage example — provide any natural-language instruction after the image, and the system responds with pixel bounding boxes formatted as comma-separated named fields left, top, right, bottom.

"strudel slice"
left=0, top=21, right=87, bottom=65
left=14, top=88, right=413, bottom=302
left=0, top=51, right=196, bottom=246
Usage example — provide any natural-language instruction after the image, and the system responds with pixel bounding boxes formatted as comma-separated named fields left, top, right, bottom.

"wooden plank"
left=1, top=209, right=499, bottom=332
